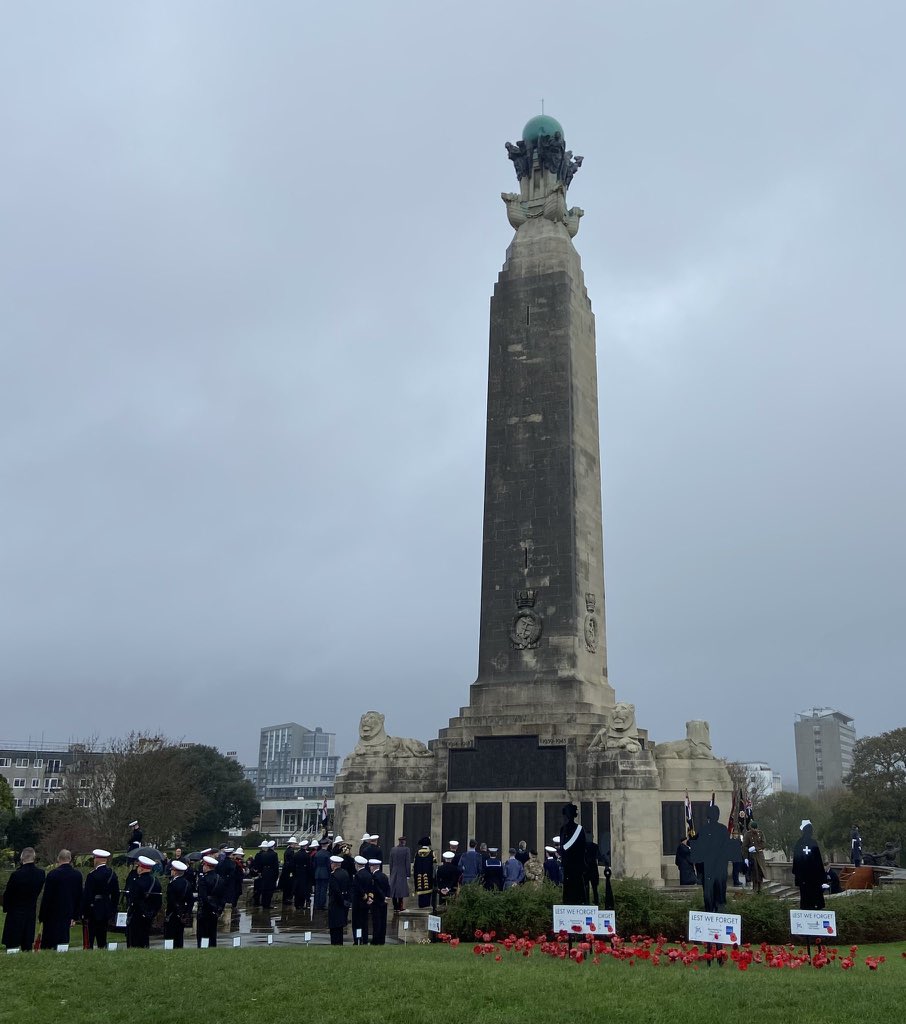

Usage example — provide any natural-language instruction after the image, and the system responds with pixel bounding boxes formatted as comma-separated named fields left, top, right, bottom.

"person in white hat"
left=327, top=854, right=351, bottom=945
left=367, top=858, right=391, bottom=945
left=292, top=840, right=313, bottom=910
left=82, top=849, right=119, bottom=949
left=164, top=860, right=192, bottom=949
left=125, top=855, right=162, bottom=948
left=196, top=854, right=226, bottom=947
left=543, top=847, right=562, bottom=885
left=436, top=850, right=462, bottom=906
left=251, top=839, right=280, bottom=910
left=127, top=820, right=143, bottom=850
left=351, top=855, right=374, bottom=944
left=446, top=839, right=461, bottom=867
left=313, top=837, right=332, bottom=910
left=280, top=839, right=298, bottom=908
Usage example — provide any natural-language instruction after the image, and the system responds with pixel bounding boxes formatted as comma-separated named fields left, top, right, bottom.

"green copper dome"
left=522, top=114, right=564, bottom=144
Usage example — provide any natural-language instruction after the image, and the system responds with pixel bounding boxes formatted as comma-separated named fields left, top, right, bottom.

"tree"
left=5, top=806, right=47, bottom=852
left=722, top=761, right=773, bottom=816
left=754, top=792, right=817, bottom=858
left=843, top=727, right=906, bottom=852
left=169, top=744, right=258, bottom=846
left=0, top=775, right=14, bottom=843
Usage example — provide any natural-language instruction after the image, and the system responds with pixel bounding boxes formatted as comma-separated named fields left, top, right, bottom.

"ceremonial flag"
left=320, top=795, right=328, bottom=826
left=684, top=790, right=694, bottom=836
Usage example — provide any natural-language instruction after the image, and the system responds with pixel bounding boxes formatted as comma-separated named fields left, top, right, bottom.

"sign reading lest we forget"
left=688, top=911, right=742, bottom=945
left=552, top=905, right=616, bottom=936
left=790, top=910, right=837, bottom=937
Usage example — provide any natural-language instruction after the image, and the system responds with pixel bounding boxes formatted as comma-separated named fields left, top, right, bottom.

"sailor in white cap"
left=543, top=846, right=562, bottom=885
left=196, top=854, right=226, bottom=947
left=446, top=839, right=461, bottom=866
left=351, top=855, right=374, bottom=944
left=164, top=860, right=192, bottom=949
left=367, top=858, right=391, bottom=944
left=436, top=850, right=462, bottom=907
left=483, top=848, right=503, bottom=891
left=82, top=849, right=119, bottom=949
left=313, top=836, right=332, bottom=911
left=280, top=839, right=298, bottom=908
left=292, top=839, right=313, bottom=910
left=125, top=855, right=162, bottom=948
left=327, top=854, right=351, bottom=944
left=128, top=820, right=143, bottom=850
left=251, top=838, right=280, bottom=910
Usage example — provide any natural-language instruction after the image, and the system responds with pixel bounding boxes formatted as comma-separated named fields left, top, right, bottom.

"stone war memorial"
left=335, top=115, right=731, bottom=883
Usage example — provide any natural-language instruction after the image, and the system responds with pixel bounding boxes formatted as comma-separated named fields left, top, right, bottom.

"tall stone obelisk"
left=467, top=114, right=614, bottom=722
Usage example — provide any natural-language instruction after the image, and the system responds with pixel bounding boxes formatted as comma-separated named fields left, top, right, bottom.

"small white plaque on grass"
left=56, top=944, right=69, bottom=953
left=115, top=912, right=127, bottom=927
left=304, top=931, right=311, bottom=942
left=427, top=915, right=441, bottom=933
left=552, top=904, right=599, bottom=934
left=790, top=910, right=837, bottom=937
left=108, top=943, right=118, bottom=951
left=6, top=948, right=20, bottom=955
left=200, top=937, right=210, bottom=948
left=596, top=910, right=616, bottom=935
left=267, top=934, right=273, bottom=945
left=403, top=920, right=410, bottom=930
left=164, top=939, right=174, bottom=950
left=232, top=936, right=241, bottom=947
left=688, top=911, right=742, bottom=945
left=355, top=928, right=362, bottom=939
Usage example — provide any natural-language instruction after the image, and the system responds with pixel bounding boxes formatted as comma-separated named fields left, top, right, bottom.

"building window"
left=15, top=757, right=29, bottom=768
left=0, top=758, right=10, bottom=767
left=13, top=778, right=25, bottom=788
left=76, top=797, right=90, bottom=808
left=44, top=778, right=61, bottom=791
left=33, top=758, right=43, bottom=768
left=28, top=799, right=36, bottom=807
left=14, top=798, right=22, bottom=808
left=31, top=778, right=40, bottom=788
left=78, top=778, right=90, bottom=789
left=47, top=759, right=62, bottom=773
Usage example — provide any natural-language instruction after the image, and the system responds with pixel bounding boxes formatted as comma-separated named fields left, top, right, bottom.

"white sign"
left=6, top=948, right=20, bottom=955
left=355, top=928, right=362, bottom=939
left=115, top=912, right=128, bottom=928
left=164, top=939, right=174, bottom=950
left=790, top=910, right=837, bottom=937
left=267, top=934, right=273, bottom=945
left=427, top=915, right=441, bottom=933
left=688, top=911, right=742, bottom=945
left=553, top=904, right=599, bottom=935
left=200, top=938, right=210, bottom=948
left=232, top=936, right=241, bottom=947
left=304, top=931, right=312, bottom=943
left=56, top=944, right=69, bottom=953
left=596, top=910, right=616, bottom=935
left=108, top=943, right=118, bottom=951
left=403, top=920, right=410, bottom=930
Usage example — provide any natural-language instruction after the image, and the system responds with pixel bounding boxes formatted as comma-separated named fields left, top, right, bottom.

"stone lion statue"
left=352, top=711, right=433, bottom=758
left=588, top=702, right=642, bottom=754
left=654, top=720, right=713, bottom=759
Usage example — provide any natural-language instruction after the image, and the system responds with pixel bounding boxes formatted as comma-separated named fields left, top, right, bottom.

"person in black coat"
left=128, top=820, right=143, bottom=850
left=253, top=841, right=280, bottom=910
left=217, top=848, right=239, bottom=909
left=351, top=856, right=374, bottom=945
left=793, top=820, right=828, bottom=910
left=559, top=803, right=587, bottom=904
left=482, top=849, right=503, bottom=891
left=543, top=847, right=562, bottom=885
left=39, top=850, right=83, bottom=950
left=293, top=841, right=313, bottom=910
left=279, top=840, right=297, bottom=906
left=163, top=861, right=193, bottom=949
left=229, top=849, right=247, bottom=906
left=327, top=855, right=351, bottom=945
left=368, top=858, right=390, bottom=945
left=125, top=856, right=162, bottom=948
left=2, top=848, right=45, bottom=951
left=674, top=837, right=697, bottom=885
left=196, top=855, right=226, bottom=947
left=82, top=849, right=119, bottom=948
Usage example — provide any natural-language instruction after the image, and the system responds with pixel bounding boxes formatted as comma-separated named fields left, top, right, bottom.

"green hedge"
left=439, top=880, right=906, bottom=945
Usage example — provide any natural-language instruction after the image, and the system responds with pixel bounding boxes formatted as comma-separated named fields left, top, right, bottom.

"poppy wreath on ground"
left=438, top=931, right=888, bottom=972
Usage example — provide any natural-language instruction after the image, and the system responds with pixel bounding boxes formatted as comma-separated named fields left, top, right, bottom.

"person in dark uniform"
left=674, top=836, right=697, bottom=885
left=253, top=841, right=280, bottom=909
left=413, top=837, right=436, bottom=906
left=2, top=847, right=45, bottom=952
left=351, top=855, right=374, bottom=945
left=435, top=851, right=462, bottom=906
left=367, top=858, right=390, bottom=944
left=279, top=838, right=297, bottom=907
left=196, top=854, right=226, bottom=947
left=793, top=819, right=828, bottom=910
left=543, top=846, right=562, bottom=885
left=327, top=854, right=351, bottom=945
left=39, top=849, right=83, bottom=950
left=217, top=847, right=238, bottom=909
left=293, top=840, right=312, bottom=910
left=366, top=834, right=384, bottom=865
left=125, top=855, right=162, bottom=948
left=313, top=840, right=332, bottom=910
left=82, top=849, right=119, bottom=948
left=128, top=820, right=143, bottom=850
left=850, top=826, right=863, bottom=867
left=229, top=848, right=247, bottom=906
left=482, top=849, right=503, bottom=891
left=584, top=836, right=601, bottom=903
left=164, top=860, right=193, bottom=949
left=559, top=804, right=587, bottom=904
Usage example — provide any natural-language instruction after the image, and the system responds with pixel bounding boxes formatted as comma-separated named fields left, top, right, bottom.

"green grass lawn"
left=1, top=941, right=904, bottom=1024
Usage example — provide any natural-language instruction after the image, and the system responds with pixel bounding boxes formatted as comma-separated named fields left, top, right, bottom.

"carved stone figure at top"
left=538, top=131, right=566, bottom=178
left=588, top=702, right=642, bottom=754
left=654, top=720, right=714, bottom=759
left=352, top=711, right=433, bottom=758
left=505, top=140, right=531, bottom=179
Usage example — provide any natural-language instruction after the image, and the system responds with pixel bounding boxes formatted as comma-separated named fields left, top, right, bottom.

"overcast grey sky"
left=2, top=1, right=904, bottom=786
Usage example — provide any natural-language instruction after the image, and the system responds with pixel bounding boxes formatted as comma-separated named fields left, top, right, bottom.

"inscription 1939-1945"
left=448, top=735, right=566, bottom=791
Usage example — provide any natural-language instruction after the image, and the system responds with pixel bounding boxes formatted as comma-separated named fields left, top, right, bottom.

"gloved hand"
left=748, top=846, right=756, bottom=853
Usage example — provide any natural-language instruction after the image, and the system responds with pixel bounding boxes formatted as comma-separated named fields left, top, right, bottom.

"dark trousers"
left=329, top=926, right=344, bottom=945
left=259, top=885, right=275, bottom=910
left=86, top=918, right=109, bottom=949
left=352, top=905, right=369, bottom=945
left=370, top=903, right=387, bottom=945
left=294, top=882, right=312, bottom=910
left=164, top=914, right=185, bottom=949
left=126, top=915, right=151, bottom=948
left=314, top=879, right=328, bottom=909
left=197, top=911, right=219, bottom=947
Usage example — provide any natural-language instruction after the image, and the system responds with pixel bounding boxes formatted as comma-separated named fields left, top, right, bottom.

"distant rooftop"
left=795, top=707, right=854, bottom=724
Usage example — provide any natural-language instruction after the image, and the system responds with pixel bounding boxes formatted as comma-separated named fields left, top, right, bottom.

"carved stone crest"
left=583, top=593, right=598, bottom=653
left=510, top=588, right=542, bottom=650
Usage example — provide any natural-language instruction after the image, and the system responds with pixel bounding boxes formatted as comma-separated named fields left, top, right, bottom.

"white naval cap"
left=448, top=840, right=459, bottom=847
left=138, top=855, right=156, bottom=867
left=170, top=860, right=187, bottom=872
left=333, top=835, right=344, bottom=844
left=298, top=839, right=309, bottom=848
left=92, top=848, right=111, bottom=858
left=367, top=858, right=381, bottom=865
left=361, top=832, right=371, bottom=841
left=223, top=847, right=234, bottom=854
left=551, top=836, right=560, bottom=844
left=201, top=848, right=214, bottom=855
left=330, top=855, right=343, bottom=863
left=287, top=837, right=299, bottom=845
left=442, top=851, right=455, bottom=860
left=354, top=855, right=368, bottom=865
left=233, top=848, right=244, bottom=856
left=203, top=855, right=219, bottom=866
left=544, top=846, right=557, bottom=853
left=259, top=840, right=269, bottom=848
left=800, top=819, right=812, bottom=829
left=128, top=820, right=139, bottom=827
left=489, top=848, right=499, bottom=853
left=369, top=834, right=380, bottom=841
left=267, top=840, right=277, bottom=848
